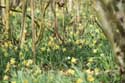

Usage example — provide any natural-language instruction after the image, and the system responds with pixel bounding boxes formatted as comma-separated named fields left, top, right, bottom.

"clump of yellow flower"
left=93, top=40, right=97, bottom=45
left=14, top=46, right=18, bottom=51
left=95, top=29, right=100, bottom=33
left=92, top=40, right=97, bottom=47
left=75, top=40, right=81, bottom=45
left=71, top=57, right=77, bottom=64
left=8, top=41, right=13, bottom=48
left=41, top=47, right=46, bottom=52
left=27, top=8, right=31, bottom=12
left=3, top=75, right=9, bottom=80
left=48, top=41, right=53, bottom=47
left=54, top=44, right=60, bottom=50
left=4, top=42, right=8, bottom=47
left=11, top=81, right=16, bottom=83
left=79, top=45, right=82, bottom=49
left=49, top=36, right=54, bottom=41
left=5, top=62, right=10, bottom=73
left=10, top=58, right=16, bottom=65
left=88, top=57, right=93, bottom=62
left=66, top=69, right=75, bottom=75
left=19, top=52, right=24, bottom=59
left=87, top=75, right=95, bottom=82
left=76, top=78, right=83, bottom=83
left=33, top=66, right=41, bottom=76
left=48, top=36, right=55, bottom=47
left=94, top=68, right=100, bottom=75
left=3, top=41, right=13, bottom=48
left=93, top=49, right=97, bottom=53
left=86, top=69, right=94, bottom=75
left=67, top=39, right=72, bottom=43
left=75, top=39, right=85, bottom=45
left=33, top=79, right=38, bottom=83
left=62, top=48, right=66, bottom=52
left=27, top=59, right=33, bottom=66
left=24, top=46, right=29, bottom=52
left=70, top=31, right=73, bottom=35
left=23, top=59, right=33, bottom=67
left=24, top=79, right=29, bottom=83
left=100, top=53, right=104, bottom=57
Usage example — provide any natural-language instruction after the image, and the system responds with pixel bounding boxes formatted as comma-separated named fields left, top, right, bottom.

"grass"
left=1, top=64, right=120, bottom=83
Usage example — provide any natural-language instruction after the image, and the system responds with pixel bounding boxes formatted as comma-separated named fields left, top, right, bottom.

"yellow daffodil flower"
left=3, top=75, right=9, bottom=80
left=66, top=69, right=75, bottom=75
left=87, top=75, right=95, bottom=82
left=71, top=57, right=77, bottom=64
left=24, top=79, right=28, bottom=83
left=62, top=48, right=66, bottom=52
left=11, top=81, right=16, bottom=83
left=41, top=47, right=46, bottom=52
left=10, top=58, right=16, bottom=65
left=76, top=78, right=83, bottom=83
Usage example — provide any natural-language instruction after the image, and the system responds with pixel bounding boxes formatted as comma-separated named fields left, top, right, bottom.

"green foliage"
left=0, top=0, right=119, bottom=82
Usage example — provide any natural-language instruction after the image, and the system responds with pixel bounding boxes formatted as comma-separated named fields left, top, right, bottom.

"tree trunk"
left=95, top=0, right=125, bottom=82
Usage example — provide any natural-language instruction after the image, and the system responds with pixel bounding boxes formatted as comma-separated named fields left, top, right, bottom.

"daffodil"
left=86, top=69, right=94, bottom=75
left=26, top=59, right=33, bottom=67
left=5, top=62, right=10, bottom=73
left=54, top=44, right=60, bottom=50
left=48, top=41, right=52, bottom=47
left=24, top=79, right=28, bottom=83
left=3, top=75, right=9, bottom=80
left=66, top=69, right=75, bottom=75
left=70, top=31, right=73, bottom=35
left=14, top=46, right=18, bottom=51
left=100, top=53, right=104, bottom=57
left=93, top=49, right=97, bottom=53
left=95, top=29, right=100, bottom=33
left=41, top=47, right=46, bottom=52
left=11, top=81, right=16, bottom=83
left=76, top=78, right=83, bottom=83
left=79, top=45, right=82, bottom=49
left=87, top=75, right=95, bottom=82
left=33, top=66, right=41, bottom=76
left=71, top=57, right=77, bottom=64
left=88, top=57, right=93, bottom=62
left=62, top=48, right=66, bottom=52
left=49, top=36, right=54, bottom=41
left=75, top=40, right=80, bottom=45
left=93, top=40, right=97, bottom=44
left=10, top=58, right=16, bottom=65
left=94, top=68, right=100, bottom=75
left=33, top=79, right=38, bottom=83
left=8, top=41, right=13, bottom=48
left=27, top=8, right=31, bottom=12
left=86, top=62, right=91, bottom=67
left=19, top=52, right=23, bottom=56
left=4, top=42, right=8, bottom=47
